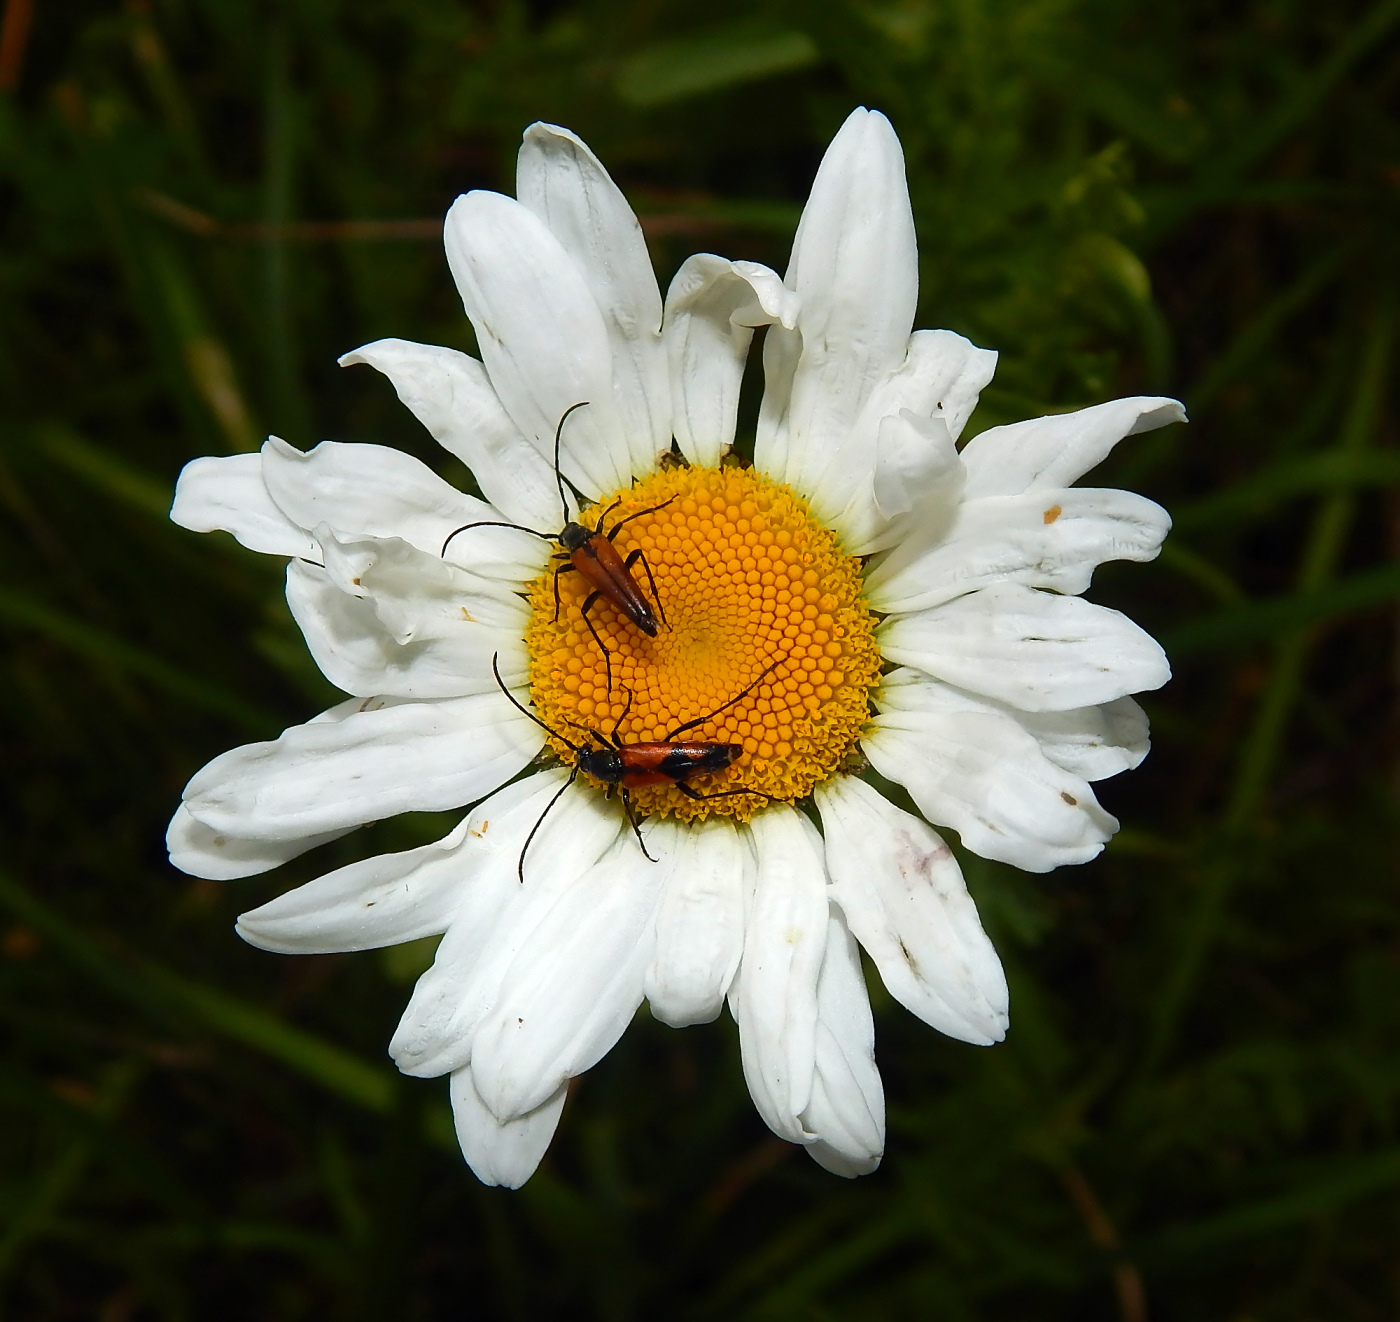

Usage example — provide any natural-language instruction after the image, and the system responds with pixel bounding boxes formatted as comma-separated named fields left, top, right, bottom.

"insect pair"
left=442, top=402, right=671, bottom=695
left=491, top=655, right=777, bottom=884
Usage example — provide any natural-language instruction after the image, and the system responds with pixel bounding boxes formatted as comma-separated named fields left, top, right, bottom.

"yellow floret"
left=524, top=464, right=880, bottom=821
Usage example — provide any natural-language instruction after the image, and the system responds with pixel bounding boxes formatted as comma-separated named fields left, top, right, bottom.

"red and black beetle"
left=491, top=654, right=777, bottom=882
left=442, top=403, right=673, bottom=693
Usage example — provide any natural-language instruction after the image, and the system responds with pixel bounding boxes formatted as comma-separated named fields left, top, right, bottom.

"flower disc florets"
left=525, top=463, right=880, bottom=819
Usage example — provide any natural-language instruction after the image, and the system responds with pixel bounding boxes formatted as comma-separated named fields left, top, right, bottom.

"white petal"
left=878, top=668, right=1151, bottom=783
left=662, top=255, right=797, bottom=467
left=960, top=397, right=1186, bottom=500
left=236, top=803, right=499, bottom=955
left=863, top=700, right=1117, bottom=873
left=389, top=780, right=621, bottom=1079
left=339, top=338, right=559, bottom=530
left=878, top=582, right=1170, bottom=712
left=836, top=410, right=965, bottom=557
left=449, top=1066, right=565, bottom=1189
left=517, top=123, right=671, bottom=476
left=1016, top=697, right=1150, bottom=780
left=757, top=109, right=917, bottom=513
left=170, top=452, right=317, bottom=558
left=471, top=831, right=663, bottom=1120
left=862, top=328, right=999, bottom=444
left=867, top=487, right=1172, bottom=614
left=444, top=190, right=633, bottom=497
left=166, top=803, right=350, bottom=880
left=814, top=776, right=1007, bottom=1043
left=259, top=436, right=544, bottom=581
left=181, top=691, right=540, bottom=840
left=729, top=807, right=829, bottom=1144
left=800, top=911, right=884, bottom=1178
left=644, top=815, right=752, bottom=1028
left=285, top=540, right=527, bottom=700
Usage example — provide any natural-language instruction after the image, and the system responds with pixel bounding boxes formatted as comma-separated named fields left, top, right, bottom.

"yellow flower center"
left=524, top=463, right=880, bottom=821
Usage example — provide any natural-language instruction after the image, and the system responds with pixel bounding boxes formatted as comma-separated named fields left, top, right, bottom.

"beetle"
left=442, top=402, right=674, bottom=693
left=491, top=653, right=777, bottom=883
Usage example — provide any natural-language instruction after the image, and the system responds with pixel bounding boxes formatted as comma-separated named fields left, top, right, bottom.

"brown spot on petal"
left=1061, top=791, right=1078, bottom=805
left=1043, top=505, right=1063, bottom=524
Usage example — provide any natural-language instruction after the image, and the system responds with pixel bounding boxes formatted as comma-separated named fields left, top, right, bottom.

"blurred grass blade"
left=40, top=426, right=173, bottom=518
left=616, top=24, right=819, bottom=106
left=0, top=868, right=396, bottom=1115
left=0, top=587, right=275, bottom=732
left=1163, top=562, right=1400, bottom=655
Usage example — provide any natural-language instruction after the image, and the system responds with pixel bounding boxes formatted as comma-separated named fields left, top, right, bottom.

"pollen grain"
left=524, top=464, right=880, bottom=821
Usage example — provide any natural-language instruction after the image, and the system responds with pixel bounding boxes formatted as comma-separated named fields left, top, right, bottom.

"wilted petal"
left=170, top=451, right=317, bottom=558
left=867, top=487, right=1171, bottom=614
left=517, top=122, right=671, bottom=475
left=339, top=338, right=558, bottom=530
left=260, top=436, right=544, bottom=581
left=663, top=255, right=797, bottom=467
left=166, top=803, right=350, bottom=881
left=444, top=190, right=633, bottom=497
left=879, top=581, right=1170, bottom=712
left=471, top=831, right=664, bottom=1120
left=800, top=911, right=885, bottom=1178
left=863, top=328, right=999, bottom=445
left=815, top=775, right=1007, bottom=1042
left=181, top=691, right=540, bottom=841
left=389, top=781, right=621, bottom=1079
left=729, top=807, right=829, bottom=1144
left=644, top=815, right=753, bottom=1028
left=960, top=396, right=1186, bottom=499
left=450, top=1066, right=566, bottom=1190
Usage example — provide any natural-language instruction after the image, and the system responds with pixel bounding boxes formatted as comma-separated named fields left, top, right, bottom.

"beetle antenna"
left=491, top=653, right=585, bottom=754
left=665, top=661, right=780, bottom=740
left=553, top=401, right=590, bottom=524
left=517, top=767, right=579, bottom=884
left=441, top=520, right=553, bottom=559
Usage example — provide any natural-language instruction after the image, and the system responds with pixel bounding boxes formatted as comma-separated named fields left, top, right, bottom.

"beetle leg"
left=622, top=548, right=668, bottom=630
left=606, top=686, right=635, bottom=748
left=676, top=783, right=780, bottom=803
left=619, top=789, right=656, bottom=862
left=551, top=562, right=578, bottom=622
left=579, top=590, right=614, bottom=695
left=592, top=496, right=623, bottom=536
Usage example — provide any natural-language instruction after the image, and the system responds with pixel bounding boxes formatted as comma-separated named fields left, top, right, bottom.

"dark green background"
left=2, top=1, right=1398, bottom=1317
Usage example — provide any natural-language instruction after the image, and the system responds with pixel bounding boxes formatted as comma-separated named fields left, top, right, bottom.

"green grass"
left=2, top=0, right=1398, bottom=1317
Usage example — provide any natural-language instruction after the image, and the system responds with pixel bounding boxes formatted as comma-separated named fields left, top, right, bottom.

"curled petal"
left=181, top=692, right=540, bottom=841
left=729, top=807, right=829, bottom=1143
left=867, top=487, right=1171, bottom=614
left=170, top=452, right=317, bottom=558
left=444, top=190, right=633, bottom=498
left=339, top=338, right=558, bottom=530
left=960, top=396, right=1186, bottom=499
left=450, top=1066, right=566, bottom=1190
left=663, top=255, right=797, bottom=467
left=815, top=776, right=1007, bottom=1044
left=644, top=815, right=752, bottom=1028
left=800, top=911, right=885, bottom=1178
left=863, top=328, right=998, bottom=445
left=166, top=803, right=349, bottom=881
left=517, top=122, right=671, bottom=475
left=878, top=581, right=1170, bottom=712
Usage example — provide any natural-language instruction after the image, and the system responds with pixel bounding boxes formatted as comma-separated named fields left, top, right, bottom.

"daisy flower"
left=168, top=109, right=1179, bottom=1187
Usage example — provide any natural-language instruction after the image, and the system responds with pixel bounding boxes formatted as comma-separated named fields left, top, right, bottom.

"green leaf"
left=616, top=25, right=820, bottom=106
